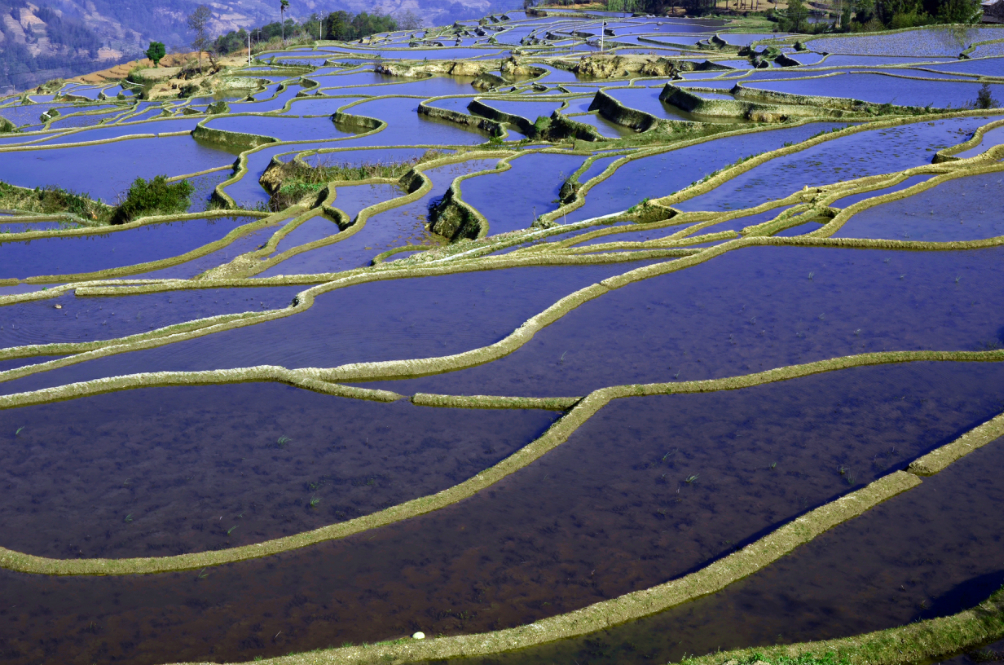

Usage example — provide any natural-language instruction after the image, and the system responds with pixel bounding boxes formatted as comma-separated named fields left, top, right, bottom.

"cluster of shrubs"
left=111, top=176, right=194, bottom=224
left=0, top=175, right=195, bottom=224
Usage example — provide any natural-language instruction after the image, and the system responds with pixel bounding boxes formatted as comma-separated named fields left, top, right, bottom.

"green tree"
left=280, top=0, right=290, bottom=43
left=935, top=0, right=981, bottom=22
left=975, top=82, right=999, bottom=108
left=325, top=10, right=353, bottom=39
left=840, top=1, right=853, bottom=27
left=784, top=0, right=809, bottom=31
left=145, top=41, right=166, bottom=67
left=187, top=5, right=213, bottom=72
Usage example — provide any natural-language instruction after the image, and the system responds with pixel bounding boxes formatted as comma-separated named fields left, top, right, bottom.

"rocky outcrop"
left=376, top=60, right=488, bottom=79
left=500, top=55, right=535, bottom=78
left=567, top=55, right=681, bottom=79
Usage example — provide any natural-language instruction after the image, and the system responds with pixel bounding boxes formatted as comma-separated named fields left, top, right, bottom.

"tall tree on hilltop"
left=281, top=0, right=290, bottom=43
left=187, top=5, right=213, bottom=72
left=145, top=41, right=166, bottom=67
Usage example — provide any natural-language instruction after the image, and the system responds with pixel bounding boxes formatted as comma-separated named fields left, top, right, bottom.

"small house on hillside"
left=983, top=0, right=1004, bottom=22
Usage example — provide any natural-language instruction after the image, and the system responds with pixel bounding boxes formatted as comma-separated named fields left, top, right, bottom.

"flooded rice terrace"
left=0, top=9, right=1003, bottom=665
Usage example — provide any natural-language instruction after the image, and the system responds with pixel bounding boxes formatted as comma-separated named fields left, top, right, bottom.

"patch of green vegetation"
left=532, top=114, right=552, bottom=138
left=35, top=78, right=64, bottom=94
left=697, top=653, right=852, bottom=665
left=262, top=150, right=445, bottom=211
left=0, top=180, right=110, bottom=221
left=110, top=175, right=194, bottom=225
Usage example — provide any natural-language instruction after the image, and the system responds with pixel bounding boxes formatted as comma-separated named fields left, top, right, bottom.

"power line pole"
left=599, top=20, right=605, bottom=50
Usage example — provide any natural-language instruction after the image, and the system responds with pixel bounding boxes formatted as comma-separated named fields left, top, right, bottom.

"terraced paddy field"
left=1, top=11, right=1003, bottom=665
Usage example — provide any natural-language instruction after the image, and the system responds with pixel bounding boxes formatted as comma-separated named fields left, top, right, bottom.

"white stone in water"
left=412, top=631, right=426, bottom=640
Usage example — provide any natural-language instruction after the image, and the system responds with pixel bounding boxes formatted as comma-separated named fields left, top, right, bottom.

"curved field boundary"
left=656, top=109, right=1004, bottom=209
left=233, top=149, right=515, bottom=278
left=5, top=213, right=292, bottom=285
left=809, top=160, right=1004, bottom=237
left=2, top=349, right=1004, bottom=577
left=673, top=587, right=1004, bottom=665
left=933, top=116, right=1004, bottom=161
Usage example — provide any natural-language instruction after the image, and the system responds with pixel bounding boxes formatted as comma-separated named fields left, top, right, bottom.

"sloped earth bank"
left=2, top=13, right=1004, bottom=665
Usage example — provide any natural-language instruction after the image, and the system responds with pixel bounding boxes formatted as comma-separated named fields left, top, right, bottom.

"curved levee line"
left=5, top=232, right=1003, bottom=385
left=1, top=348, right=1002, bottom=576
left=674, top=586, right=1004, bottom=665
left=656, top=108, right=1004, bottom=210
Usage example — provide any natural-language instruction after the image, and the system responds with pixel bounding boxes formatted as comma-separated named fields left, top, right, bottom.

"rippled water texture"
left=2, top=15, right=1004, bottom=665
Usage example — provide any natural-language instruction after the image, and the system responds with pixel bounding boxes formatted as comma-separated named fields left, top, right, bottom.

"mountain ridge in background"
left=0, top=0, right=519, bottom=94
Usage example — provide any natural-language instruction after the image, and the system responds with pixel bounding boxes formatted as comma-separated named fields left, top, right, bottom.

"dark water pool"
left=0, top=262, right=658, bottom=394
left=0, top=383, right=557, bottom=557
left=1, top=362, right=1002, bottom=664
left=461, top=417, right=1004, bottom=665
left=356, top=245, right=1004, bottom=397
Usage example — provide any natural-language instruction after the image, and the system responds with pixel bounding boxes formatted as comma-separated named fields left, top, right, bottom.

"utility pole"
left=248, top=30, right=252, bottom=65
left=599, top=20, right=605, bottom=50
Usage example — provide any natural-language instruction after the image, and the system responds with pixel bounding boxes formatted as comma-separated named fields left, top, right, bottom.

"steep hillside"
left=0, top=0, right=519, bottom=94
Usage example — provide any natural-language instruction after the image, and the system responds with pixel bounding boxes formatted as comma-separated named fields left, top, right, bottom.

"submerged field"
left=1, top=10, right=1004, bottom=665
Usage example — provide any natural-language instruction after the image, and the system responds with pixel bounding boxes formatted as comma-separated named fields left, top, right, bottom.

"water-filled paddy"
left=677, top=116, right=991, bottom=211
left=567, top=111, right=639, bottom=137
left=449, top=427, right=1004, bottom=665
left=359, top=245, right=1004, bottom=396
left=0, top=216, right=260, bottom=279
left=565, top=122, right=846, bottom=222
left=0, top=135, right=234, bottom=201
left=0, top=383, right=557, bottom=557
left=0, top=286, right=300, bottom=349
left=742, top=73, right=1004, bottom=109
left=461, top=152, right=586, bottom=233
left=204, top=114, right=356, bottom=142
left=835, top=172, right=1004, bottom=241
left=1, top=14, right=1003, bottom=665
left=338, top=96, right=491, bottom=145
left=2, top=362, right=1002, bottom=665
left=0, top=262, right=662, bottom=393
left=807, top=27, right=1004, bottom=57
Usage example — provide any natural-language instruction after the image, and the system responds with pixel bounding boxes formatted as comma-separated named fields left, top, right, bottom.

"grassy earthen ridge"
left=677, top=588, right=1004, bottom=665
left=14, top=215, right=286, bottom=285
left=418, top=97, right=506, bottom=137
left=160, top=472, right=923, bottom=665
left=810, top=162, right=1004, bottom=238
left=2, top=348, right=1002, bottom=577
left=0, top=389, right=609, bottom=575
left=932, top=116, right=1004, bottom=162
left=663, top=84, right=847, bottom=120
left=656, top=109, right=1004, bottom=210
left=191, top=117, right=280, bottom=149
left=908, top=410, right=1004, bottom=475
